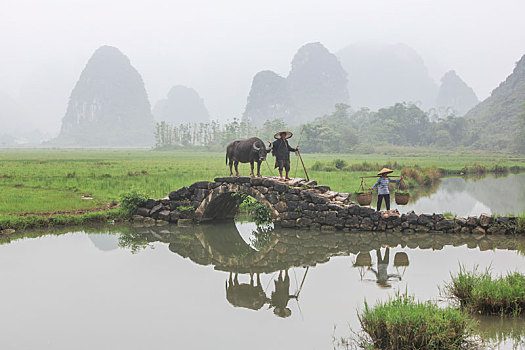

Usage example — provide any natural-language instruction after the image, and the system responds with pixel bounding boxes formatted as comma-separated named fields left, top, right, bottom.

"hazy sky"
left=1, top=0, right=525, bottom=132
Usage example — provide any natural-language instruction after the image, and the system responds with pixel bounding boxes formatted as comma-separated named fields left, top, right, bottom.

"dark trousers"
left=377, top=194, right=390, bottom=211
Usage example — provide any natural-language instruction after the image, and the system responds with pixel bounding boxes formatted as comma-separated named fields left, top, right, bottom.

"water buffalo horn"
left=266, top=142, right=273, bottom=151
left=253, top=143, right=261, bottom=151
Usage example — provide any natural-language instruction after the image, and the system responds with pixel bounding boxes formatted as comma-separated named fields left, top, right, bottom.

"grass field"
left=0, top=148, right=524, bottom=218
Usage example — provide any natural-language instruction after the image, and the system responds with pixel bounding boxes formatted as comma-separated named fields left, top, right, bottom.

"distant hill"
left=336, top=43, right=438, bottom=110
left=464, top=54, right=525, bottom=151
left=242, top=70, right=293, bottom=126
left=54, top=46, right=154, bottom=147
left=287, top=42, right=349, bottom=123
left=153, top=85, right=210, bottom=124
left=436, top=70, right=479, bottom=116
left=243, top=42, right=348, bottom=126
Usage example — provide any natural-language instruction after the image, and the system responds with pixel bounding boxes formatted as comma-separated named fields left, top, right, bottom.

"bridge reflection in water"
left=122, top=221, right=524, bottom=317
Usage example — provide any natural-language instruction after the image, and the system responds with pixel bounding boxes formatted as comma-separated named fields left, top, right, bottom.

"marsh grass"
left=358, top=292, right=476, bottom=350
left=445, top=266, right=525, bottom=316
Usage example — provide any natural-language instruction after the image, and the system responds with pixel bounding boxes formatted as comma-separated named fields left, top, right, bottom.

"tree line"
left=154, top=103, right=525, bottom=153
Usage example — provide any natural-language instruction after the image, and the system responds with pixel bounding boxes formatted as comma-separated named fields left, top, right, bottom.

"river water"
left=390, top=173, right=525, bottom=217
left=0, top=221, right=524, bottom=350
left=0, top=173, right=524, bottom=349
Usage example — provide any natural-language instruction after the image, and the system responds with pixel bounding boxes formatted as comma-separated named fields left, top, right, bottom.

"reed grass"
left=358, top=292, right=476, bottom=349
left=445, top=266, right=525, bottom=316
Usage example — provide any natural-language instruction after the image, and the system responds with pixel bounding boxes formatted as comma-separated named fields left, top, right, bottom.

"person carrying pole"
left=368, top=168, right=403, bottom=211
left=272, top=131, right=298, bottom=180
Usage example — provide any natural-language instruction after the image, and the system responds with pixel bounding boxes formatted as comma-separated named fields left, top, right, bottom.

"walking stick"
left=297, top=150, right=309, bottom=181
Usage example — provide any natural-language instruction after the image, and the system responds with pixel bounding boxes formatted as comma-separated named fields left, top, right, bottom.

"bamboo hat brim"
left=274, top=131, right=293, bottom=139
left=377, top=168, right=394, bottom=176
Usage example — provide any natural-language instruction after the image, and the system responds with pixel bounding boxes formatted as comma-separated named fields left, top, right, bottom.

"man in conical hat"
left=271, top=131, right=298, bottom=180
left=368, top=168, right=403, bottom=211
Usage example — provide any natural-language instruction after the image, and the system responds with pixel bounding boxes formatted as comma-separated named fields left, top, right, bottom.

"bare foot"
left=285, top=177, right=291, bottom=180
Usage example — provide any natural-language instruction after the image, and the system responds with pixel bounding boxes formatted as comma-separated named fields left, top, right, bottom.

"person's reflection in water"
left=226, top=272, right=268, bottom=310
left=368, top=248, right=401, bottom=288
left=270, top=269, right=297, bottom=318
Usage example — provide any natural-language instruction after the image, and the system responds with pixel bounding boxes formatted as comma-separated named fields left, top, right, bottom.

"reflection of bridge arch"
left=194, top=183, right=279, bottom=222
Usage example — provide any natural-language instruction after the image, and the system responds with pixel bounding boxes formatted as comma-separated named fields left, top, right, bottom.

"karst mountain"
left=54, top=45, right=154, bottom=147
left=153, top=85, right=210, bottom=124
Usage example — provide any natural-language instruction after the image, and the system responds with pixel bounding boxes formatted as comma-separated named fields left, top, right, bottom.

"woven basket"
left=356, top=192, right=372, bottom=206
left=355, top=252, right=372, bottom=266
left=395, top=192, right=410, bottom=205
left=393, top=252, right=409, bottom=266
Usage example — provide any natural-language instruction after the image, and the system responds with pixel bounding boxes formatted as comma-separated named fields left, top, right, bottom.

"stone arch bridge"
left=135, top=176, right=519, bottom=234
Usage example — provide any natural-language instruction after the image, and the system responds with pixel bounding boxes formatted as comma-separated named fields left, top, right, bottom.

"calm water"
left=0, top=221, right=524, bottom=350
left=391, top=173, right=525, bottom=216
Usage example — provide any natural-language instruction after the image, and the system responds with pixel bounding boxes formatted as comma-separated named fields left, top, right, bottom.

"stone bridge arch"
left=194, top=181, right=279, bottom=222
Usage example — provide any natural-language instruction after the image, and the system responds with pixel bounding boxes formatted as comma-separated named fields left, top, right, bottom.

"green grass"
left=445, top=266, right=525, bottom=316
left=358, top=292, right=475, bottom=349
left=0, top=148, right=524, bottom=219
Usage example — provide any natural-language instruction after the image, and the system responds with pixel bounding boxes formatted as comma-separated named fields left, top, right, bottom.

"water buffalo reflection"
left=226, top=272, right=267, bottom=310
left=225, top=269, right=299, bottom=318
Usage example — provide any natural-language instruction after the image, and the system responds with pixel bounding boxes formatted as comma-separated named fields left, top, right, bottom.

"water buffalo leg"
left=250, top=161, right=255, bottom=177
left=229, top=160, right=234, bottom=176
left=234, top=161, right=240, bottom=177
left=256, top=161, right=262, bottom=177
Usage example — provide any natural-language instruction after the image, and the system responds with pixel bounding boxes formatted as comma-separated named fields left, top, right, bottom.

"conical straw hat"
left=377, top=168, right=393, bottom=176
left=274, top=131, right=293, bottom=139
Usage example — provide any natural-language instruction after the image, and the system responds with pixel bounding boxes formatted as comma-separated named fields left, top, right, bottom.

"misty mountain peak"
left=242, top=70, right=291, bottom=126
left=153, top=85, right=210, bottom=124
left=54, top=46, right=154, bottom=146
left=436, top=70, right=478, bottom=116
left=464, top=53, right=525, bottom=150
left=287, top=42, right=349, bottom=123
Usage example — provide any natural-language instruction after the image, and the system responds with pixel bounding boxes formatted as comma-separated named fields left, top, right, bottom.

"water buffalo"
left=226, top=137, right=272, bottom=177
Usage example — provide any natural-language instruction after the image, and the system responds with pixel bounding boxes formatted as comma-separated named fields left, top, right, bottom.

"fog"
left=1, top=0, right=525, bottom=138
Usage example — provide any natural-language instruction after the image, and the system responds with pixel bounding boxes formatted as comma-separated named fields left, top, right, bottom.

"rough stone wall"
left=135, top=176, right=522, bottom=235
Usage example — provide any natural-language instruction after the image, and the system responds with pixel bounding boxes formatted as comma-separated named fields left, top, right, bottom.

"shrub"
left=358, top=292, right=475, bottom=350
left=120, top=189, right=149, bottom=215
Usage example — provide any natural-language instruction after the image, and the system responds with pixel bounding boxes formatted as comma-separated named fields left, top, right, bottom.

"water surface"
left=0, top=222, right=524, bottom=349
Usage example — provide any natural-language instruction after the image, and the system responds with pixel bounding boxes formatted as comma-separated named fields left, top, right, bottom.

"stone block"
left=190, top=181, right=212, bottom=190
left=311, top=194, right=329, bottom=205
left=169, top=211, right=180, bottom=222
left=250, top=178, right=263, bottom=186
left=479, top=213, right=493, bottom=227
left=467, top=216, right=478, bottom=227
left=327, top=203, right=344, bottom=211
left=360, top=217, right=374, bottom=230
left=304, top=180, right=317, bottom=187
left=296, top=217, right=312, bottom=227
left=274, top=201, right=288, bottom=212
left=417, top=214, right=433, bottom=226
left=150, top=204, right=164, bottom=217
left=275, top=183, right=288, bottom=193
left=286, top=201, right=298, bottom=211
left=487, top=226, right=506, bottom=235
left=472, top=226, right=486, bottom=235
left=158, top=210, right=171, bottom=221
left=285, top=193, right=300, bottom=201
left=136, top=207, right=150, bottom=217
left=406, top=212, right=418, bottom=224
left=281, top=211, right=300, bottom=220
left=169, top=186, right=190, bottom=200
left=435, top=219, right=455, bottom=231
left=180, top=209, right=195, bottom=219
left=314, top=185, right=330, bottom=193
left=262, top=178, right=278, bottom=187
left=347, top=205, right=360, bottom=215
left=280, top=220, right=296, bottom=228
left=359, top=206, right=375, bottom=217
left=346, top=216, right=361, bottom=228
left=145, top=198, right=157, bottom=209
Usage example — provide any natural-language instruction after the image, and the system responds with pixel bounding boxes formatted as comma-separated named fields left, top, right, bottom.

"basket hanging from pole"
left=356, top=178, right=372, bottom=206
left=394, top=178, right=410, bottom=205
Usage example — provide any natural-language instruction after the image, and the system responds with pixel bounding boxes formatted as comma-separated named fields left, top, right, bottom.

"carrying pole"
left=297, top=150, right=309, bottom=181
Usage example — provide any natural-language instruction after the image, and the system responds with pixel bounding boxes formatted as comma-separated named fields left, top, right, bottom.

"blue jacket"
left=371, top=177, right=400, bottom=195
